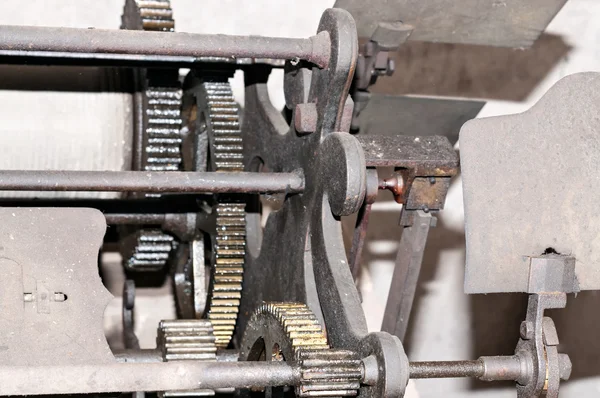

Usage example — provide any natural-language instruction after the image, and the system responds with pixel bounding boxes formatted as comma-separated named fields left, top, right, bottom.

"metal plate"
left=358, top=95, right=484, bottom=144
left=356, top=134, right=457, bottom=175
left=460, top=72, right=600, bottom=293
left=334, top=0, right=566, bottom=47
left=0, top=207, right=115, bottom=365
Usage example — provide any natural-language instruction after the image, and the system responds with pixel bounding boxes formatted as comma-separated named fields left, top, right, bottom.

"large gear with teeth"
left=193, top=80, right=247, bottom=348
left=240, top=302, right=362, bottom=397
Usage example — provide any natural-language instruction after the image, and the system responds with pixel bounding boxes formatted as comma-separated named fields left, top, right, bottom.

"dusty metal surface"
left=356, top=135, right=457, bottom=175
left=0, top=207, right=114, bottom=365
left=0, top=25, right=330, bottom=68
left=409, top=360, right=484, bottom=379
left=461, top=72, right=600, bottom=293
left=0, top=170, right=304, bottom=194
left=334, top=0, right=567, bottom=47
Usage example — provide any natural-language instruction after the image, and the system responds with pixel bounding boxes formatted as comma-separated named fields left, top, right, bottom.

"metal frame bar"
left=0, top=26, right=329, bottom=68
left=0, top=170, right=304, bottom=194
left=0, top=361, right=298, bottom=396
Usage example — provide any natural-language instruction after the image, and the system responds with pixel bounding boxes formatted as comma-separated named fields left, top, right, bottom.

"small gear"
left=120, top=0, right=182, bottom=271
left=157, top=319, right=217, bottom=397
left=240, top=302, right=362, bottom=397
left=123, top=229, right=176, bottom=272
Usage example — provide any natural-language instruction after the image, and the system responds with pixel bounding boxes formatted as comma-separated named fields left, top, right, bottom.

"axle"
left=0, top=25, right=330, bottom=68
left=0, top=170, right=304, bottom=194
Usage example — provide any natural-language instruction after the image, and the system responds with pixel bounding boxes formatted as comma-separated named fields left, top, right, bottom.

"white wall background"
left=2, top=1, right=600, bottom=397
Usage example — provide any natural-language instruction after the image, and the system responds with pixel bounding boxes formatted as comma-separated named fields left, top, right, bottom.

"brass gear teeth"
left=157, top=319, right=217, bottom=397
left=251, top=303, right=362, bottom=397
left=256, top=302, right=329, bottom=351
left=203, top=80, right=246, bottom=348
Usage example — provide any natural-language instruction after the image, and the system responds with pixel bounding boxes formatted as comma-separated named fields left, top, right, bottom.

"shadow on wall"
left=372, top=34, right=571, bottom=101
left=0, top=65, right=131, bottom=92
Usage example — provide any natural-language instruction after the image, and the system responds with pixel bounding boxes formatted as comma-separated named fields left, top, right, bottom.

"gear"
left=240, top=302, right=362, bottom=397
left=120, top=0, right=181, bottom=271
left=157, top=319, right=217, bottom=397
left=123, top=229, right=176, bottom=272
left=196, top=80, right=246, bottom=348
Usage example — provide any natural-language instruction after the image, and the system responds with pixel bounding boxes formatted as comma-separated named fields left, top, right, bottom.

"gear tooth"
left=157, top=319, right=216, bottom=397
left=121, top=0, right=182, bottom=270
left=124, top=229, right=175, bottom=271
left=201, top=80, right=246, bottom=349
left=296, top=349, right=362, bottom=397
left=244, top=303, right=360, bottom=397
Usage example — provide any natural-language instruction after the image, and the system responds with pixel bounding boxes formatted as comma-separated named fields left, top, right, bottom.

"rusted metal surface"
left=0, top=170, right=304, bottom=194
left=356, top=135, right=457, bottom=176
left=379, top=174, right=404, bottom=204
left=0, top=361, right=299, bottom=396
left=405, top=177, right=451, bottom=211
left=0, top=25, right=330, bottom=68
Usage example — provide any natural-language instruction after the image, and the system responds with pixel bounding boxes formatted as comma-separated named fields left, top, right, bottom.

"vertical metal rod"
left=381, top=210, right=434, bottom=340
left=349, top=169, right=379, bottom=280
left=349, top=201, right=373, bottom=280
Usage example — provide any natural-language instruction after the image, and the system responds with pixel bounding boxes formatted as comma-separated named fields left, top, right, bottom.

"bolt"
left=520, top=321, right=534, bottom=340
left=294, top=103, right=318, bottom=135
left=558, top=353, right=572, bottom=381
left=429, top=176, right=436, bottom=184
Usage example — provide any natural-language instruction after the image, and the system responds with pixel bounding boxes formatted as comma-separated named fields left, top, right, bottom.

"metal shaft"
left=409, top=356, right=525, bottom=381
left=410, top=360, right=484, bottom=379
left=381, top=210, right=434, bottom=341
left=0, top=25, right=329, bottom=68
left=0, top=361, right=299, bottom=396
left=0, top=170, right=304, bottom=194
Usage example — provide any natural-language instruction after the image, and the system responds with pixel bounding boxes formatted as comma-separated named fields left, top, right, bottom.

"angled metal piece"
left=461, top=72, right=600, bottom=293
left=356, top=95, right=484, bottom=144
left=334, top=0, right=566, bottom=47
left=381, top=211, right=435, bottom=341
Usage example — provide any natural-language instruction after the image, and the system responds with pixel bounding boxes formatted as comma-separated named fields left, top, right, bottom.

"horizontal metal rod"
left=0, top=50, right=287, bottom=68
left=113, top=349, right=240, bottom=363
left=0, top=361, right=299, bottom=396
left=106, top=213, right=167, bottom=225
left=409, top=360, right=485, bottom=379
left=409, top=356, right=524, bottom=381
left=0, top=170, right=304, bottom=194
left=0, top=25, right=329, bottom=68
